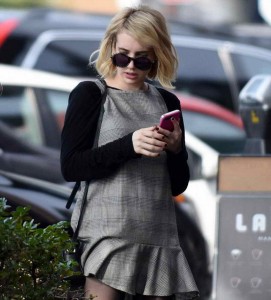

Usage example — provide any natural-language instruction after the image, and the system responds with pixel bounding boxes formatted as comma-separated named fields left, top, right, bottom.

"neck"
left=105, top=78, right=147, bottom=91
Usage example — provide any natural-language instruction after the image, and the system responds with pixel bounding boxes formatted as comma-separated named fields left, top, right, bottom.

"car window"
left=0, top=85, right=43, bottom=145
left=231, top=52, right=271, bottom=91
left=174, top=47, right=233, bottom=111
left=187, top=148, right=202, bottom=180
left=46, top=89, right=69, bottom=130
left=34, top=39, right=100, bottom=77
left=0, top=36, right=27, bottom=65
left=183, top=111, right=246, bottom=153
left=0, top=85, right=71, bottom=148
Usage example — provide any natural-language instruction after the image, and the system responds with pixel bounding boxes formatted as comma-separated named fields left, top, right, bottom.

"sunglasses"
left=111, top=53, right=155, bottom=71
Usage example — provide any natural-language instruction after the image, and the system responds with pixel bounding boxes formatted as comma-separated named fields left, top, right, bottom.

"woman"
left=61, top=5, right=199, bottom=300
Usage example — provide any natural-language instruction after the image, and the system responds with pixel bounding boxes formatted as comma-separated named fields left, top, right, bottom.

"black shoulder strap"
left=72, top=180, right=89, bottom=241
left=65, top=181, right=80, bottom=209
left=156, top=87, right=168, bottom=99
left=156, top=86, right=181, bottom=112
left=65, top=79, right=107, bottom=209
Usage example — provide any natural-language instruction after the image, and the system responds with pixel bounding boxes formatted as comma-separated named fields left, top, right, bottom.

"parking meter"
left=239, top=75, right=271, bottom=154
left=213, top=75, right=271, bottom=300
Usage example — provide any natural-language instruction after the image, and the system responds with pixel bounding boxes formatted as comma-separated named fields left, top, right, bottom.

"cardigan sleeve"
left=60, top=81, right=140, bottom=182
left=157, top=87, right=190, bottom=196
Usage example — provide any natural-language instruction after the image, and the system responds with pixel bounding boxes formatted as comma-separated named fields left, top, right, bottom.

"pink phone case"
left=159, top=110, right=180, bottom=131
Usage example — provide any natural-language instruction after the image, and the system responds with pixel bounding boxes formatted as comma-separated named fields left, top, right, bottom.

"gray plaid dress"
left=71, top=84, right=199, bottom=299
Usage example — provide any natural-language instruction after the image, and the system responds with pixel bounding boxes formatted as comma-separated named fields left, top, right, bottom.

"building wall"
left=54, top=0, right=119, bottom=14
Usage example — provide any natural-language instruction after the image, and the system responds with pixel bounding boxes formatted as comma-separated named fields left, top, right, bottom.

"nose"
left=127, top=57, right=135, bottom=68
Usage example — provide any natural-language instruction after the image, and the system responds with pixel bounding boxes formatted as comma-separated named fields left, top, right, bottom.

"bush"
left=0, top=197, right=77, bottom=299
left=0, top=0, right=47, bottom=8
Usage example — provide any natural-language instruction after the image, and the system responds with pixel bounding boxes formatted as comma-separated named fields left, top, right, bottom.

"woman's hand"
left=132, top=126, right=167, bottom=157
left=158, top=118, right=182, bottom=153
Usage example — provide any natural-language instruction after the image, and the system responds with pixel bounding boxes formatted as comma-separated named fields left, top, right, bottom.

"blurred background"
left=1, top=1, right=271, bottom=299
left=0, top=0, right=270, bottom=24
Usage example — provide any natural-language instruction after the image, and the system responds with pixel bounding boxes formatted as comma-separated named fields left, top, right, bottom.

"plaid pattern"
left=71, top=85, right=199, bottom=299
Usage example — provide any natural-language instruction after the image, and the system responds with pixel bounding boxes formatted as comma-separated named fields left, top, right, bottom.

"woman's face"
left=112, top=30, right=155, bottom=90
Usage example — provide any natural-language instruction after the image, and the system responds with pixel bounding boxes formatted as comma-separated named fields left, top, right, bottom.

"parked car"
left=0, top=64, right=79, bottom=149
left=169, top=20, right=271, bottom=51
left=0, top=8, right=27, bottom=45
left=0, top=7, right=216, bottom=65
left=178, top=92, right=244, bottom=153
left=0, top=64, right=245, bottom=154
left=213, top=22, right=271, bottom=51
left=0, top=8, right=110, bottom=65
left=0, top=18, right=20, bottom=47
left=0, top=169, right=71, bottom=227
left=2, top=13, right=271, bottom=113
left=0, top=143, right=63, bottom=183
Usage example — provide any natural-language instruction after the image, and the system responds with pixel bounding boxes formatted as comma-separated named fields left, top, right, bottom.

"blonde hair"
left=92, top=6, right=178, bottom=89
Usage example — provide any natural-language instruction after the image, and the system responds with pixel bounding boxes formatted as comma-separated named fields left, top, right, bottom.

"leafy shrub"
left=0, top=197, right=77, bottom=299
left=0, top=0, right=47, bottom=8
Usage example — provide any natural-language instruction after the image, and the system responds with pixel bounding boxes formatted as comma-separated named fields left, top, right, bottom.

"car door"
left=0, top=83, right=68, bottom=149
left=172, top=40, right=235, bottom=112
left=0, top=84, right=44, bottom=147
left=33, top=88, right=68, bottom=148
left=21, top=31, right=102, bottom=77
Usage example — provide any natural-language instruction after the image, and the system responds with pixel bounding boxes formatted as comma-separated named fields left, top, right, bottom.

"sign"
left=214, top=195, right=271, bottom=300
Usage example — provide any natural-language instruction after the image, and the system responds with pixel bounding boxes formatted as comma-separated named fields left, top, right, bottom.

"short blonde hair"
left=92, top=6, right=178, bottom=89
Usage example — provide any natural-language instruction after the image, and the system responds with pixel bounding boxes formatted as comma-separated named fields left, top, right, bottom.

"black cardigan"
left=60, top=81, right=190, bottom=196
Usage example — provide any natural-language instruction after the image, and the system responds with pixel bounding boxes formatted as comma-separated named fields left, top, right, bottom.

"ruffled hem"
left=81, top=237, right=199, bottom=299
left=123, top=291, right=199, bottom=300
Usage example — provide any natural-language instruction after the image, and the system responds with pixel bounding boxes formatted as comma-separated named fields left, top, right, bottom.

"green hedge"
left=0, top=198, right=77, bottom=299
left=0, top=0, right=48, bottom=8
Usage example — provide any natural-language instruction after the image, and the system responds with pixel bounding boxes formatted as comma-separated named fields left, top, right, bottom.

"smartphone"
left=159, top=110, right=180, bottom=132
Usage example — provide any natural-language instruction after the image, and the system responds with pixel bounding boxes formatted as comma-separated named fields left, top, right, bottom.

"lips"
left=124, top=72, right=138, bottom=79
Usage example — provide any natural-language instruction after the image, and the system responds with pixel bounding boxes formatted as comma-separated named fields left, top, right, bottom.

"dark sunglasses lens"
left=134, top=57, right=153, bottom=70
left=112, top=53, right=130, bottom=67
left=112, top=53, right=153, bottom=70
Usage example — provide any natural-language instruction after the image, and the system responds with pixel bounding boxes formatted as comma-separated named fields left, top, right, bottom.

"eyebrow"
left=118, top=47, right=150, bottom=55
